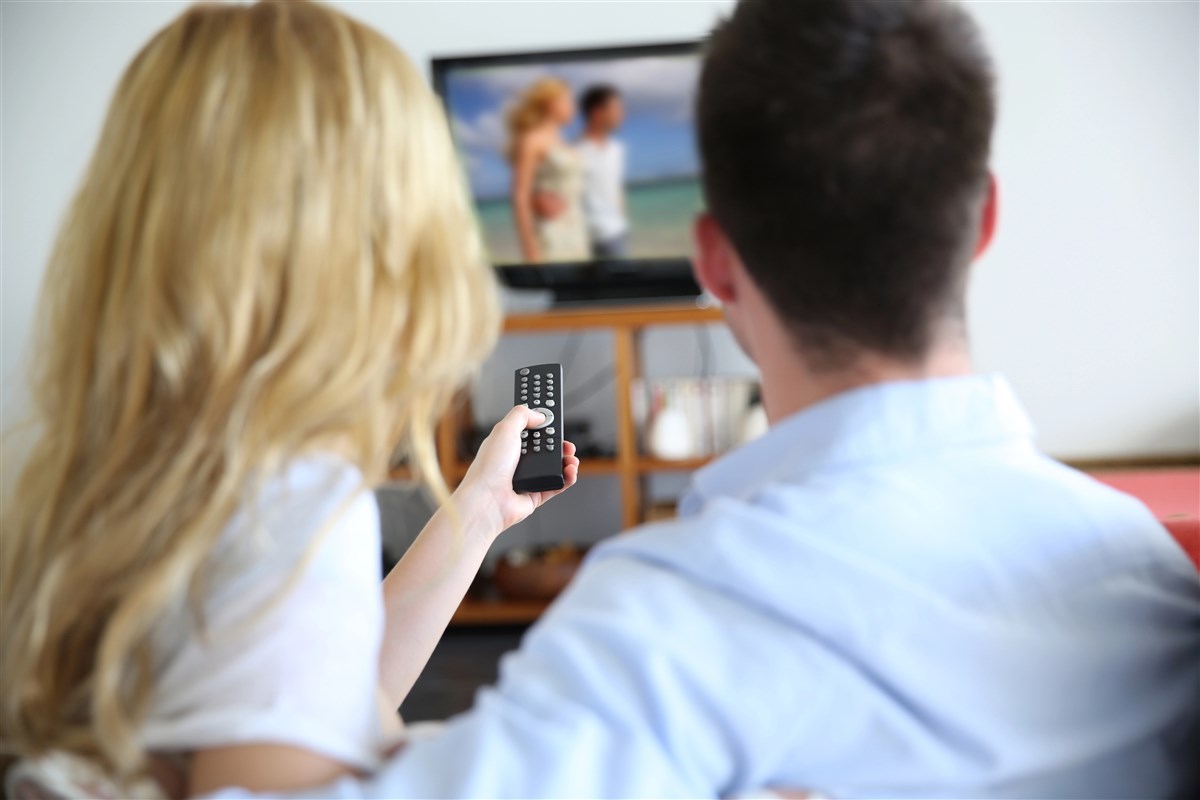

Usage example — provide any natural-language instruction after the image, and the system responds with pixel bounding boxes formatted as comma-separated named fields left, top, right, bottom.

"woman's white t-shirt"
left=139, top=457, right=387, bottom=770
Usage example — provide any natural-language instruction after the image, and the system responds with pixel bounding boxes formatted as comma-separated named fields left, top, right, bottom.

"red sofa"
left=1090, top=468, right=1199, bottom=570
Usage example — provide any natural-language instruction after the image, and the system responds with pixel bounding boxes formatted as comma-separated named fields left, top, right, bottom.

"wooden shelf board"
left=1063, top=453, right=1200, bottom=471
left=451, top=597, right=549, bottom=626
left=450, top=457, right=620, bottom=477
left=637, top=456, right=714, bottom=473
left=504, top=302, right=723, bottom=333
left=574, top=457, right=620, bottom=475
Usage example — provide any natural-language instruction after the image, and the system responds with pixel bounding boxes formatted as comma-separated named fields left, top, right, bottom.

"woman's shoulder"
left=518, top=126, right=555, bottom=154
left=144, top=456, right=386, bottom=767
left=216, top=456, right=379, bottom=583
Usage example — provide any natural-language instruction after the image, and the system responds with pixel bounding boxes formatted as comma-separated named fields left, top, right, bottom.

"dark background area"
left=400, top=625, right=527, bottom=721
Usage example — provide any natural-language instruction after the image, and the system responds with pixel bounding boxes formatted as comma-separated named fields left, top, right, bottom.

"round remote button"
left=527, top=407, right=554, bottom=429
left=519, top=368, right=530, bottom=375
left=546, top=427, right=555, bottom=435
left=546, top=399, right=555, bottom=407
left=548, top=445, right=555, bottom=451
left=533, top=446, right=541, bottom=452
left=521, top=431, right=528, bottom=439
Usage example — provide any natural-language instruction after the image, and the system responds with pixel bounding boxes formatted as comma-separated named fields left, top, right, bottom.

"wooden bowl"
left=493, top=544, right=585, bottom=601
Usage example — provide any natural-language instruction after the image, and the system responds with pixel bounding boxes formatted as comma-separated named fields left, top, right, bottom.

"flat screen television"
left=432, top=41, right=703, bottom=303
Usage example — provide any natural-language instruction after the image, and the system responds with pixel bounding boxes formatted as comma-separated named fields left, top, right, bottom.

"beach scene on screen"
left=442, top=54, right=703, bottom=264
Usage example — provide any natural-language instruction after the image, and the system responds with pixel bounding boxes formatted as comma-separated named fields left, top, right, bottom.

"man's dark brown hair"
left=580, top=84, right=619, bottom=122
left=698, top=0, right=995, bottom=363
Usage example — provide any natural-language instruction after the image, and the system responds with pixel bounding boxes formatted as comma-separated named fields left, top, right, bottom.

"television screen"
left=433, top=42, right=702, bottom=272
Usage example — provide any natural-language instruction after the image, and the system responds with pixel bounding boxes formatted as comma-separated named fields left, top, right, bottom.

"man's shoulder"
left=577, top=448, right=1191, bottom=621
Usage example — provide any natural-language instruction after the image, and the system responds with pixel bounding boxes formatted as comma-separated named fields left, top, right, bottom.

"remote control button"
left=533, top=432, right=540, bottom=439
left=519, top=368, right=530, bottom=375
left=521, top=448, right=527, bottom=455
left=533, top=446, right=541, bottom=452
left=527, top=408, right=553, bottom=428
left=521, top=431, right=528, bottom=439
left=546, top=399, right=555, bottom=407
left=546, top=427, right=555, bottom=435
left=547, top=438, right=554, bottom=444
left=548, top=445, right=555, bottom=451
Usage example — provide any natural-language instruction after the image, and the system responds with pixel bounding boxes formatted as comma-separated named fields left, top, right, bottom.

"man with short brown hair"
left=222, top=2, right=1200, bottom=797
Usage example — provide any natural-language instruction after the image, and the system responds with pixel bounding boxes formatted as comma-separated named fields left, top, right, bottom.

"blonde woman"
left=507, top=78, right=591, bottom=263
left=0, top=2, right=578, bottom=798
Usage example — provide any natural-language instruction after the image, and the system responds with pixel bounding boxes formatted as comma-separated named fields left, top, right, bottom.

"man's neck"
left=584, top=127, right=609, bottom=144
left=757, top=325, right=973, bottom=425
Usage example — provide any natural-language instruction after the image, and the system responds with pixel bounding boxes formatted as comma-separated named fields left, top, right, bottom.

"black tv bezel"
left=430, top=40, right=703, bottom=303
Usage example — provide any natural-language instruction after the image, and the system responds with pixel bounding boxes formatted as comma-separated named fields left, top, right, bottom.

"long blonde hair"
left=0, top=0, right=498, bottom=779
left=505, top=77, right=570, bottom=160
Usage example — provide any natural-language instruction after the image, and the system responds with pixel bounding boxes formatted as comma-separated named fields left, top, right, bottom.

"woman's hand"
left=455, top=405, right=580, bottom=540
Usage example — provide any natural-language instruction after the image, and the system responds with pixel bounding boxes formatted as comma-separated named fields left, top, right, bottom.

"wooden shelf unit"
left=400, top=302, right=727, bottom=626
left=414, top=301, right=726, bottom=526
left=452, top=596, right=551, bottom=626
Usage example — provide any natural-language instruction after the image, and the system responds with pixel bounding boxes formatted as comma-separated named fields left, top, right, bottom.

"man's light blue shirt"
left=252, top=375, right=1200, bottom=798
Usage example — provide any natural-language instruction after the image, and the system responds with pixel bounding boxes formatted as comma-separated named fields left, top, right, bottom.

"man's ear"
left=692, top=213, right=738, bottom=304
left=974, top=172, right=998, bottom=259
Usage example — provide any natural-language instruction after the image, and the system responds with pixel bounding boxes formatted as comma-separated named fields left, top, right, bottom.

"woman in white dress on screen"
left=507, top=78, right=591, bottom=264
left=0, top=2, right=579, bottom=797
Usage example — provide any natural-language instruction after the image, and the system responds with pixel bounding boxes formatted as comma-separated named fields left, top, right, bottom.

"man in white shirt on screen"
left=576, top=84, right=630, bottom=259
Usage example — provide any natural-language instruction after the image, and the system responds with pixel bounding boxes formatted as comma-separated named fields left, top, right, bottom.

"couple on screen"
left=507, top=79, right=629, bottom=263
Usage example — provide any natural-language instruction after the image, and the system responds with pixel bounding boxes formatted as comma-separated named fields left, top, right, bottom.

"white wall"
left=3, top=0, right=1197, bottom=509
left=965, top=0, right=1199, bottom=460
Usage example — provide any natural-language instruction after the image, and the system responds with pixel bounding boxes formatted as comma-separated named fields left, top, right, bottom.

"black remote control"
left=513, top=363, right=564, bottom=493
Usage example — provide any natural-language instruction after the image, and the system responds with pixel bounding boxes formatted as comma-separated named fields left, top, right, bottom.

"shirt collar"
left=678, top=374, right=1036, bottom=516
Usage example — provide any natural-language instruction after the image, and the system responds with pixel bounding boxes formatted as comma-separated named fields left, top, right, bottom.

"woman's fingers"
left=531, top=442, right=580, bottom=502
left=561, top=441, right=579, bottom=488
left=562, top=459, right=579, bottom=489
